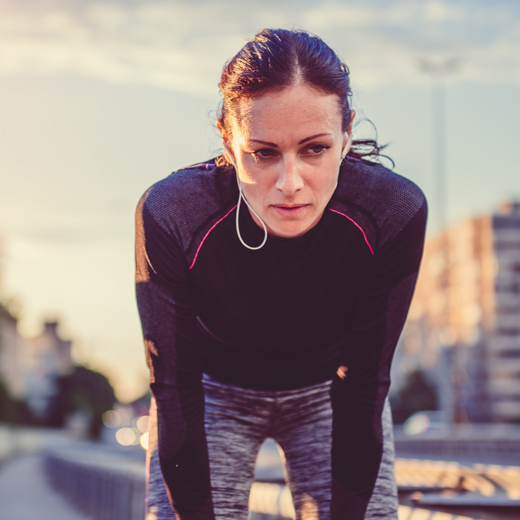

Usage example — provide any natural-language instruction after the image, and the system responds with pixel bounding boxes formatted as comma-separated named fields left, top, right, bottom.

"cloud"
left=302, top=1, right=520, bottom=87
left=0, top=0, right=519, bottom=94
left=0, top=191, right=134, bottom=247
left=0, top=0, right=245, bottom=94
left=300, top=0, right=464, bottom=28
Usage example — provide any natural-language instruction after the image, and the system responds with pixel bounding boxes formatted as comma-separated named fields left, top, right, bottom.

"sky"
left=0, top=0, right=519, bottom=401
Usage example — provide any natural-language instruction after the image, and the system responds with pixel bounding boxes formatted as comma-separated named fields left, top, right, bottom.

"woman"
left=136, top=28, right=427, bottom=520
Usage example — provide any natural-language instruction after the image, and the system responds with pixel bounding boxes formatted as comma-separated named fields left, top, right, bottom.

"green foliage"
left=48, top=366, right=116, bottom=439
left=0, top=378, right=40, bottom=426
left=391, top=369, right=438, bottom=424
left=0, top=378, right=17, bottom=423
left=14, top=400, right=40, bottom=426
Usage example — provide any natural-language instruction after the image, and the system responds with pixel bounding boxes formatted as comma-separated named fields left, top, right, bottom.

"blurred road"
left=0, top=454, right=89, bottom=520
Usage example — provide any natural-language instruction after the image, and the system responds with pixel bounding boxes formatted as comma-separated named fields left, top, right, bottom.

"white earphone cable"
left=235, top=178, right=268, bottom=250
left=342, top=133, right=353, bottom=161
left=224, top=143, right=268, bottom=250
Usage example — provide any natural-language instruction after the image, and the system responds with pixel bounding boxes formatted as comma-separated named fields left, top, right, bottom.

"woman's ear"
left=218, top=123, right=236, bottom=167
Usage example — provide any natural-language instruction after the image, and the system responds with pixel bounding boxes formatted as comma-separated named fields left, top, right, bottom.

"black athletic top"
left=135, top=156, right=427, bottom=520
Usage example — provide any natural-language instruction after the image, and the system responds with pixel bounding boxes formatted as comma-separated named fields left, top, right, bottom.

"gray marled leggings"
left=146, top=375, right=398, bottom=520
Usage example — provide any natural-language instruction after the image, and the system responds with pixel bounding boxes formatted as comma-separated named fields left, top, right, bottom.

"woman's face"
left=222, top=84, right=353, bottom=238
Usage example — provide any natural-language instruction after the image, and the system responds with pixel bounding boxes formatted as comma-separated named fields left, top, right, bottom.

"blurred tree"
left=0, top=377, right=39, bottom=425
left=390, top=369, right=438, bottom=424
left=0, top=377, right=17, bottom=423
left=48, top=366, right=116, bottom=439
left=15, top=399, right=40, bottom=426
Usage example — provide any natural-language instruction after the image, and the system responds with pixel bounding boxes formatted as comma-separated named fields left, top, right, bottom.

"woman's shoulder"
left=338, top=157, right=425, bottom=208
left=142, top=158, right=235, bottom=205
left=333, top=157, right=427, bottom=248
left=136, top=158, right=237, bottom=244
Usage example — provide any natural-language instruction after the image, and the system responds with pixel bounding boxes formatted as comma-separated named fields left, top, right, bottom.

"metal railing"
left=42, top=431, right=516, bottom=520
left=44, top=446, right=146, bottom=520
left=394, top=423, right=520, bottom=464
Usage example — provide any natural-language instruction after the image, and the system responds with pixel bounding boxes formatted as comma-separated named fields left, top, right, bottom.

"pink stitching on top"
left=329, top=208, right=374, bottom=255
left=189, top=205, right=238, bottom=269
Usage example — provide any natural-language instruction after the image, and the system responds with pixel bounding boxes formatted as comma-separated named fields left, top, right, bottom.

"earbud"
left=223, top=142, right=268, bottom=251
left=224, top=142, right=237, bottom=168
left=341, top=133, right=353, bottom=161
left=335, top=133, right=354, bottom=192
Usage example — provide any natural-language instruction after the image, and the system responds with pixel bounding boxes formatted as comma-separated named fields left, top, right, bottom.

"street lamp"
left=419, top=57, right=463, bottom=422
left=419, top=57, right=461, bottom=232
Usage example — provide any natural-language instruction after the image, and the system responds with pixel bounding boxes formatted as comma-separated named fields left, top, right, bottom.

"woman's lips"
left=272, top=204, right=308, bottom=217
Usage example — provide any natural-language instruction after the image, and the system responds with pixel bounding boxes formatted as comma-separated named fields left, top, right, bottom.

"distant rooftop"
left=498, top=200, right=520, bottom=215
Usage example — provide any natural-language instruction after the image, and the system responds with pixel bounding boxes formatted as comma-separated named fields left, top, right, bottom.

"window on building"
left=497, top=349, right=520, bottom=359
left=495, top=281, right=520, bottom=294
left=497, top=328, right=520, bottom=336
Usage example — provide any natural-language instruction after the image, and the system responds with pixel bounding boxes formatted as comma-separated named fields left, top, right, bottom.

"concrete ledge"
left=415, top=492, right=520, bottom=507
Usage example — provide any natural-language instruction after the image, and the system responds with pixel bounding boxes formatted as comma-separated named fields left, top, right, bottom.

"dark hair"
left=216, top=28, right=388, bottom=165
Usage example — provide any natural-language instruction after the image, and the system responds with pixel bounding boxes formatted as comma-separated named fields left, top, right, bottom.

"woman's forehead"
left=231, top=84, right=343, bottom=141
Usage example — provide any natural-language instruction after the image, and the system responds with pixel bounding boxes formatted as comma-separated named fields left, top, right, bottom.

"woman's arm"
left=330, top=198, right=427, bottom=520
left=135, top=193, right=214, bottom=520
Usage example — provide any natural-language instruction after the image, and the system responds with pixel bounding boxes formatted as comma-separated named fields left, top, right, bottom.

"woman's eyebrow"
left=249, top=133, right=332, bottom=148
left=299, top=133, right=332, bottom=144
left=249, top=139, right=278, bottom=147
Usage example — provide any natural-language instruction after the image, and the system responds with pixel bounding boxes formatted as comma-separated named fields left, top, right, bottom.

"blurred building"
left=0, top=302, right=24, bottom=399
left=20, top=321, right=74, bottom=416
left=393, top=201, right=520, bottom=423
left=0, top=309, right=73, bottom=416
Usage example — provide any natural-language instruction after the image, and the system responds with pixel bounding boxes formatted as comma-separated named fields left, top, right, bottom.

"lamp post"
left=419, top=57, right=463, bottom=422
left=419, top=57, right=460, bottom=232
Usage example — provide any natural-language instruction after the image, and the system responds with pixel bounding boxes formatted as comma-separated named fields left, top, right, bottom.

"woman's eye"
left=305, top=145, right=329, bottom=155
left=252, top=149, right=275, bottom=159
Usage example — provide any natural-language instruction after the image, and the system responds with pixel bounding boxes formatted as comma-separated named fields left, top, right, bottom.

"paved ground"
left=0, top=454, right=90, bottom=520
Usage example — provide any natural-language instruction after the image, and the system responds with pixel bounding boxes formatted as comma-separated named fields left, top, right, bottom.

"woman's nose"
left=275, top=156, right=304, bottom=196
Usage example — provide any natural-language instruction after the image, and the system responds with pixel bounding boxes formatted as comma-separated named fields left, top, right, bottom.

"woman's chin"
left=250, top=206, right=324, bottom=239
left=266, top=218, right=316, bottom=238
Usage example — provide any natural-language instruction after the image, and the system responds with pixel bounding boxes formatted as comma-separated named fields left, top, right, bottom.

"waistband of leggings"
left=202, top=372, right=333, bottom=398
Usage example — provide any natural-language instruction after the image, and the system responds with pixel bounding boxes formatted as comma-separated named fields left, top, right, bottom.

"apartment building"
left=0, top=309, right=73, bottom=416
left=396, top=201, right=520, bottom=422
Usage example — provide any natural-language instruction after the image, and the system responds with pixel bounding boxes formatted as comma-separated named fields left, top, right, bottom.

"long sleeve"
left=135, top=194, right=214, bottom=520
left=330, top=198, right=428, bottom=519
